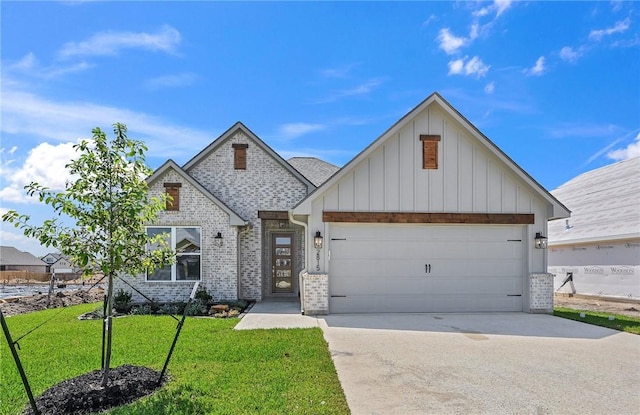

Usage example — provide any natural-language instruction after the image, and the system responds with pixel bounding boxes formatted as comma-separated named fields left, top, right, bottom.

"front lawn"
left=554, top=307, right=640, bottom=335
left=1, top=303, right=349, bottom=414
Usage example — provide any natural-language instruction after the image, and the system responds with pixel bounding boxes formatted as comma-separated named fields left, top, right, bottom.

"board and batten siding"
left=313, top=106, right=539, bottom=214
left=306, top=103, right=549, bottom=276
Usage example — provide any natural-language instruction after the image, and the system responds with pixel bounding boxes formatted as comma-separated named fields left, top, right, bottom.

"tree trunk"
left=101, top=273, right=114, bottom=387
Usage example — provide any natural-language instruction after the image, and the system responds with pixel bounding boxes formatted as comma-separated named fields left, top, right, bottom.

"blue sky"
left=1, top=1, right=639, bottom=256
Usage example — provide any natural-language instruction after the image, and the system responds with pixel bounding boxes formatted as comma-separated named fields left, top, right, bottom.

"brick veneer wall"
left=115, top=169, right=239, bottom=304
left=529, top=272, right=554, bottom=314
left=302, top=272, right=329, bottom=315
left=187, top=130, right=309, bottom=300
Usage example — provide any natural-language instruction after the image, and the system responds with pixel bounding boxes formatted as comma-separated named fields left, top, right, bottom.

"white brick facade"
left=117, top=124, right=313, bottom=304
left=301, top=272, right=329, bottom=315
left=186, top=130, right=310, bottom=300
left=116, top=169, right=239, bottom=303
left=529, top=273, right=554, bottom=314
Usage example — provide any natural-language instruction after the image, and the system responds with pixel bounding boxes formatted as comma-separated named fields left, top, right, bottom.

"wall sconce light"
left=214, top=232, right=223, bottom=247
left=314, top=231, right=324, bottom=250
left=534, top=232, right=548, bottom=249
left=314, top=231, right=323, bottom=271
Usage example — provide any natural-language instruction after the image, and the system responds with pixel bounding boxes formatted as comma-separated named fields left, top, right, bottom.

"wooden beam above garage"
left=322, top=211, right=535, bottom=225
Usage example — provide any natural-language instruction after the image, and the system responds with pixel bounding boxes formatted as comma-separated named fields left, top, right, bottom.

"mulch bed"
left=23, top=365, right=165, bottom=415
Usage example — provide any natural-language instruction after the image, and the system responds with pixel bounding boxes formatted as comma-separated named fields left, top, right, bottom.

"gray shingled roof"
left=548, top=157, right=640, bottom=245
left=288, top=157, right=340, bottom=187
left=0, top=246, right=47, bottom=266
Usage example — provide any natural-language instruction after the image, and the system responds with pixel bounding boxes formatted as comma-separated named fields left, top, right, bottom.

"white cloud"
left=484, top=82, right=495, bottom=94
left=144, top=73, right=198, bottom=90
left=319, top=63, right=359, bottom=79
left=448, top=56, right=490, bottom=78
left=0, top=142, right=78, bottom=204
left=559, top=46, right=581, bottom=63
left=1, top=87, right=213, bottom=159
left=437, top=28, right=468, bottom=55
left=589, top=18, right=631, bottom=41
left=524, top=56, right=546, bottom=76
left=607, top=132, right=640, bottom=161
left=473, top=0, right=513, bottom=18
left=276, top=123, right=326, bottom=140
left=58, top=25, right=181, bottom=58
left=7, top=53, right=93, bottom=79
left=314, top=78, right=385, bottom=103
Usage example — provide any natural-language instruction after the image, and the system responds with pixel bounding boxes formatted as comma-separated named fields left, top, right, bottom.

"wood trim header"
left=231, top=143, right=249, bottom=149
left=323, top=211, right=534, bottom=225
left=258, top=210, right=290, bottom=220
left=163, top=182, right=182, bottom=188
left=419, top=135, right=441, bottom=142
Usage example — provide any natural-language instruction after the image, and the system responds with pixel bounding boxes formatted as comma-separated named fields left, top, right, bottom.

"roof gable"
left=183, top=122, right=315, bottom=192
left=147, top=160, right=247, bottom=226
left=294, top=92, right=570, bottom=220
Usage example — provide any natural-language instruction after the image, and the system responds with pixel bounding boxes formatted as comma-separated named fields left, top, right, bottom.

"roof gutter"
left=288, top=209, right=308, bottom=315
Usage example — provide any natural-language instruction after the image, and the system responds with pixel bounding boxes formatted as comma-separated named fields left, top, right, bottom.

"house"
left=119, top=92, right=569, bottom=314
left=0, top=246, right=48, bottom=273
left=548, top=157, right=640, bottom=299
left=41, top=252, right=82, bottom=278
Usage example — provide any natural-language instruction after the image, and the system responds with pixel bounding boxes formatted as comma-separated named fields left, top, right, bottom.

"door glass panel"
left=272, top=233, right=294, bottom=293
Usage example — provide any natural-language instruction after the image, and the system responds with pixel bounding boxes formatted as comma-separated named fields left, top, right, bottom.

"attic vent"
left=232, top=143, right=249, bottom=170
left=419, top=135, right=441, bottom=169
left=164, top=182, right=181, bottom=211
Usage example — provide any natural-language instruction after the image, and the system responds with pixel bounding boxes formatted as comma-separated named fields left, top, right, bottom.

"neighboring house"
left=548, top=157, right=640, bottom=299
left=120, top=92, right=569, bottom=314
left=292, top=92, right=570, bottom=314
left=0, top=246, right=48, bottom=273
left=41, top=252, right=81, bottom=276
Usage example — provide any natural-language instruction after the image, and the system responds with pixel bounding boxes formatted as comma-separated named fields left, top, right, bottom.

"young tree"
left=2, top=123, right=174, bottom=386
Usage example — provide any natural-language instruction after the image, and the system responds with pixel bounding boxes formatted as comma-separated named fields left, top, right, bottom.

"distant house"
left=117, top=92, right=569, bottom=315
left=41, top=252, right=82, bottom=277
left=548, top=157, right=640, bottom=299
left=0, top=246, right=48, bottom=273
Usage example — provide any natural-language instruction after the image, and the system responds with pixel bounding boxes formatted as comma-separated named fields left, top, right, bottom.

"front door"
left=272, top=233, right=294, bottom=293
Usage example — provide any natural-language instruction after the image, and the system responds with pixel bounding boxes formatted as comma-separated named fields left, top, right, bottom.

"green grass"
left=554, top=307, right=640, bottom=335
left=1, top=303, right=349, bottom=414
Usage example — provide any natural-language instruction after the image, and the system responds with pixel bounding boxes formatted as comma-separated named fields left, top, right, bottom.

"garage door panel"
left=329, top=223, right=524, bottom=313
left=330, top=293, right=523, bottom=314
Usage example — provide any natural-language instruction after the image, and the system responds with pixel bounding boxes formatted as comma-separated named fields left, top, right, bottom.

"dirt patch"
left=22, top=365, right=165, bottom=415
left=554, top=294, right=640, bottom=318
left=0, top=288, right=104, bottom=317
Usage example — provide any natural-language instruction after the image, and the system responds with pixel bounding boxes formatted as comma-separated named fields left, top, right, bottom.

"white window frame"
left=146, top=226, right=202, bottom=282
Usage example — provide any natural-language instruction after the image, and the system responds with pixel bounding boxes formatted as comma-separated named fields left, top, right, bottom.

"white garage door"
left=329, top=223, right=524, bottom=313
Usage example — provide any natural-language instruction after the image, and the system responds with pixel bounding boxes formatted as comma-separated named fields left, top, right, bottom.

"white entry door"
left=329, top=223, right=524, bottom=313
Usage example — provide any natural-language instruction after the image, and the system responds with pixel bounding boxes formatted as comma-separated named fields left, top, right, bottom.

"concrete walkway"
left=235, top=301, right=640, bottom=414
left=235, top=299, right=321, bottom=329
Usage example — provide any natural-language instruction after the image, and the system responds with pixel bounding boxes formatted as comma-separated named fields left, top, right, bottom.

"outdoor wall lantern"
left=214, top=232, right=223, bottom=247
left=314, top=231, right=323, bottom=271
left=534, top=232, right=548, bottom=249
left=314, top=231, right=324, bottom=250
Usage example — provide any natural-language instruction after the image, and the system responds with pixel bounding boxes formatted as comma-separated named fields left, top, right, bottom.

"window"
left=146, top=226, right=201, bottom=281
left=419, top=135, right=441, bottom=169
left=164, top=183, right=181, bottom=211
left=232, top=143, right=248, bottom=170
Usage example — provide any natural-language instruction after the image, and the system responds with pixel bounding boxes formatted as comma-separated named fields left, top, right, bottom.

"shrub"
left=113, top=289, right=133, bottom=313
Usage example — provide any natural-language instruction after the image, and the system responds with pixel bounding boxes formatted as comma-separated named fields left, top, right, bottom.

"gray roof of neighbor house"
left=548, top=157, right=640, bottom=245
left=287, top=157, right=340, bottom=187
left=0, top=246, right=47, bottom=266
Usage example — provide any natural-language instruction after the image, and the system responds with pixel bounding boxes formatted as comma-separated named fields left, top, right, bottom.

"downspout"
left=288, top=210, right=308, bottom=315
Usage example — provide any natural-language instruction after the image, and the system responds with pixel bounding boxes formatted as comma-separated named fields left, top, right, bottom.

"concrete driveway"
left=237, top=303, right=640, bottom=414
